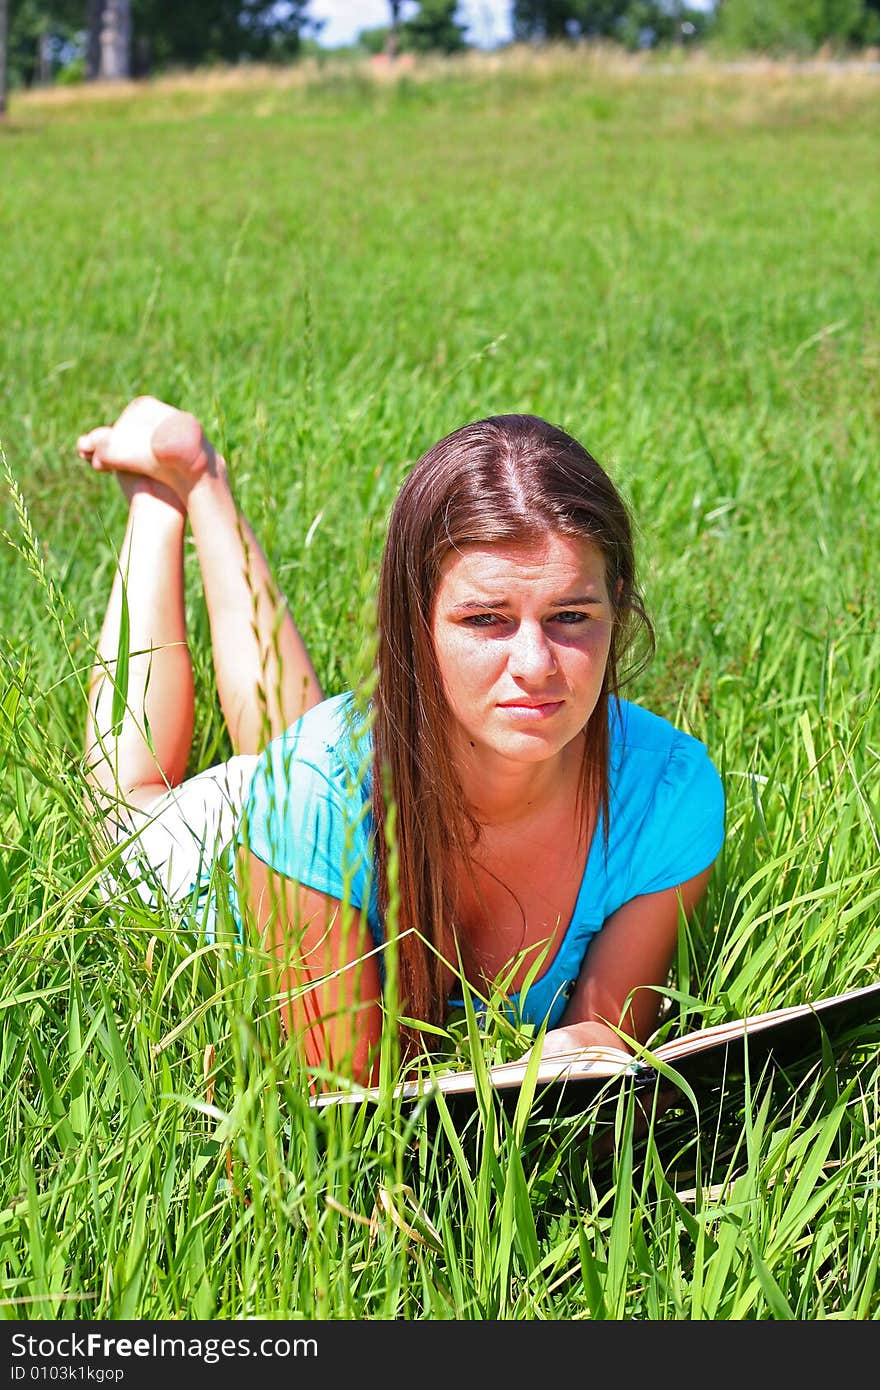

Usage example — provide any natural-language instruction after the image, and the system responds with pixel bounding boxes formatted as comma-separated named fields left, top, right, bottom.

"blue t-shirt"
left=237, top=692, right=725, bottom=1031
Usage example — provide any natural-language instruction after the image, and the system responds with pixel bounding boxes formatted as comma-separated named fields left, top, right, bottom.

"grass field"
left=1, top=50, right=879, bottom=1320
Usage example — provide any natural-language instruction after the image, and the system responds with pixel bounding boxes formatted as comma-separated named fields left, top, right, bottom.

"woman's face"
left=430, top=532, right=614, bottom=771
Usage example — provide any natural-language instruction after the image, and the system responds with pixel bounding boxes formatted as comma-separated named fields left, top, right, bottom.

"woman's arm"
left=539, top=865, right=714, bottom=1057
left=242, top=850, right=384, bottom=1087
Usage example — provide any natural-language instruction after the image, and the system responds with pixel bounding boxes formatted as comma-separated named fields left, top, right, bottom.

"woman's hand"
left=518, top=1019, right=632, bottom=1066
left=540, top=1020, right=632, bottom=1057
left=77, top=395, right=223, bottom=505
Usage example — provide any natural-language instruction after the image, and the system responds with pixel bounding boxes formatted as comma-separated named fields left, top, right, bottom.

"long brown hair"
left=371, top=414, right=653, bottom=1046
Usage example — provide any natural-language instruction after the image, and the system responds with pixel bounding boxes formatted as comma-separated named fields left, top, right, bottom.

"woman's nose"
left=507, top=622, right=558, bottom=680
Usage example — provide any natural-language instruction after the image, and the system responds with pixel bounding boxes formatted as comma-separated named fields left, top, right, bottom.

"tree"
left=716, top=0, right=869, bottom=51
left=513, top=0, right=585, bottom=39
left=2, top=2, right=323, bottom=99
left=860, top=0, right=880, bottom=40
left=0, top=0, right=8, bottom=112
left=5, top=0, right=83, bottom=87
left=512, top=1, right=713, bottom=46
left=129, top=0, right=320, bottom=70
left=615, top=1, right=713, bottom=46
left=400, top=0, right=466, bottom=53
left=357, top=25, right=391, bottom=55
left=387, top=0, right=403, bottom=54
left=97, top=0, right=130, bottom=78
left=85, top=0, right=100, bottom=76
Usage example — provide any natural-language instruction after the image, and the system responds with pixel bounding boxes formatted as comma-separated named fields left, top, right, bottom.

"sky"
left=309, top=1, right=515, bottom=50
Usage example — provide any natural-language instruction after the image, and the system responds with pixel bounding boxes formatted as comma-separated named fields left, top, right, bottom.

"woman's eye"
left=461, top=611, right=591, bottom=629
left=463, top=612, right=503, bottom=628
left=552, top=610, right=590, bottom=626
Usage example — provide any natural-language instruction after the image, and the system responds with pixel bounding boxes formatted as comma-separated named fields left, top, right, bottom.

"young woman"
left=79, top=396, right=724, bottom=1087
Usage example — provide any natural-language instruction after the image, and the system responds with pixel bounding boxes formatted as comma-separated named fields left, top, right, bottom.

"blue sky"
left=309, top=2, right=515, bottom=49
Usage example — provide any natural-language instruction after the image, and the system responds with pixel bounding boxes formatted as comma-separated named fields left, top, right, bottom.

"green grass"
left=0, top=53, right=878, bottom=1319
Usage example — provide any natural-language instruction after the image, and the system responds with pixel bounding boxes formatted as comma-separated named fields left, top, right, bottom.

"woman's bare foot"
left=77, top=396, right=225, bottom=506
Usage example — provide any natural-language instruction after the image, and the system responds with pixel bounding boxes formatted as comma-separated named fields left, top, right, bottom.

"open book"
left=312, top=980, right=880, bottom=1118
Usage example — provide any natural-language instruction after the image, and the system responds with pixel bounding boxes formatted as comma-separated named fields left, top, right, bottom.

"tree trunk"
left=0, top=0, right=8, bottom=117
left=99, top=0, right=132, bottom=80
left=38, top=30, right=52, bottom=84
left=87, top=0, right=104, bottom=81
left=386, top=0, right=402, bottom=57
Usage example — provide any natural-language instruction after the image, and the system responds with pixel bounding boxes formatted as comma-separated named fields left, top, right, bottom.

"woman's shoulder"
left=279, top=689, right=358, bottom=739
left=244, top=693, right=374, bottom=818
left=604, top=697, right=724, bottom=894
left=240, top=691, right=375, bottom=904
left=610, top=696, right=700, bottom=753
left=271, top=691, right=372, bottom=767
left=607, top=697, right=723, bottom=821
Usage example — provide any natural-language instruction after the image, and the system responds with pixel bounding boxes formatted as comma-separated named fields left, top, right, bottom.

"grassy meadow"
left=1, top=50, right=879, bottom=1320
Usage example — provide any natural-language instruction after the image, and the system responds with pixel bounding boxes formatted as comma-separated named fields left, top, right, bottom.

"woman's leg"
left=184, top=454, right=324, bottom=755
left=81, top=397, right=323, bottom=810
left=85, top=475, right=193, bottom=809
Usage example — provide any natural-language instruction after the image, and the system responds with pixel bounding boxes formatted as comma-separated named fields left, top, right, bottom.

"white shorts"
left=103, top=754, right=259, bottom=909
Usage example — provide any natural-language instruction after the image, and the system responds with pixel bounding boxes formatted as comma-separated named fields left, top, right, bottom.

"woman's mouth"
left=497, top=700, right=564, bottom=720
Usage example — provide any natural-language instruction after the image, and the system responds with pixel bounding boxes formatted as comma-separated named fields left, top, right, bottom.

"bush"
left=56, top=57, right=87, bottom=86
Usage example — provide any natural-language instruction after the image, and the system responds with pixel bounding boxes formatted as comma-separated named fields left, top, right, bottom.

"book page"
left=313, top=1043, right=636, bottom=1107
left=652, top=982, right=880, bottom=1065
left=469, top=1044, right=636, bottom=1093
